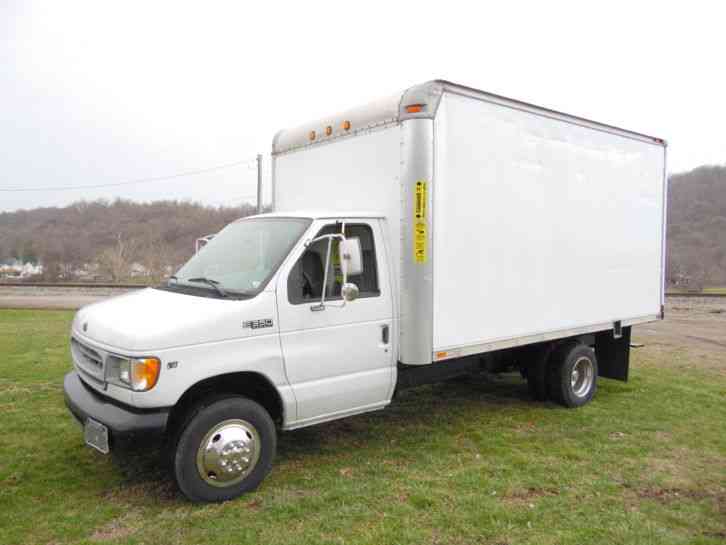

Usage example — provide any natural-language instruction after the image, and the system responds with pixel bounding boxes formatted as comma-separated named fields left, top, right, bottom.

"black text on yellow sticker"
left=415, top=181, right=427, bottom=220
left=414, top=181, right=427, bottom=263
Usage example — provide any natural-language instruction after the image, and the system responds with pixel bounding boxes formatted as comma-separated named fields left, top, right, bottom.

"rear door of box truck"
left=431, top=91, right=667, bottom=358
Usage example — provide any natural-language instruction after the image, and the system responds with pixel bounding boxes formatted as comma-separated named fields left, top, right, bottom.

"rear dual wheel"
left=548, top=342, right=598, bottom=407
left=527, top=342, right=598, bottom=407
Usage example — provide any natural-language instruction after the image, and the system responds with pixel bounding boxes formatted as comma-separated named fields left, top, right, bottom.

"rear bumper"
left=63, top=371, right=169, bottom=448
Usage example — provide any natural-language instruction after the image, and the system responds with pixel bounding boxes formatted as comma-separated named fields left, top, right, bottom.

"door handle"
left=381, top=324, right=390, bottom=345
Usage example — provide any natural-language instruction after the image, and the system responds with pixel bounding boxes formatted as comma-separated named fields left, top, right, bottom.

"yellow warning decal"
left=415, top=180, right=427, bottom=221
left=414, top=180, right=427, bottom=263
left=414, top=221, right=427, bottom=263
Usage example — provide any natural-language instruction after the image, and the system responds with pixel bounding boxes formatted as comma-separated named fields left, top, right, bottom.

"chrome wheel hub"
left=570, top=356, right=594, bottom=397
left=196, top=419, right=261, bottom=487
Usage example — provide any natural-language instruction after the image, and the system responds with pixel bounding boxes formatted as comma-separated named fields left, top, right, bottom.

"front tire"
left=173, top=396, right=276, bottom=502
left=548, top=342, right=598, bottom=408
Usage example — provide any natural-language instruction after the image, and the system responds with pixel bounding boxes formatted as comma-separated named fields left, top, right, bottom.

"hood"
left=72, top=287, right=277, bottom=352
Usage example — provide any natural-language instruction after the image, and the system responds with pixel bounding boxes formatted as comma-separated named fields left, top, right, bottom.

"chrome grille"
left=71, top=338, right=105, bottom=383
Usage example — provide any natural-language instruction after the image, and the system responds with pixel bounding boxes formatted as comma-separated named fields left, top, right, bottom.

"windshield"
left=172, top=217, right=311, bottom=297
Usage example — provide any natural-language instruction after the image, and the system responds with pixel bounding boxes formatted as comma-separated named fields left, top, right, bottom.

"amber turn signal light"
left=130, top=357, right=161, bottom=391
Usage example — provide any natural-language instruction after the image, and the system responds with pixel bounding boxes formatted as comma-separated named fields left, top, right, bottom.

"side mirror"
left=341, top=282, right=359, bottom=302
left=338, top=237, right=363, bottom=276
left=307, top=231, right=363, bottom=311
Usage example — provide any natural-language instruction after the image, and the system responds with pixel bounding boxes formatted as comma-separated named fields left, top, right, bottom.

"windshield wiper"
left=186, top=277, right=229, bottom=298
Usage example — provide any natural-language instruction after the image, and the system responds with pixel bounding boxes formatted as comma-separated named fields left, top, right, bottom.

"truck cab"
left=65, top=212, right=398, bottom=501
left=64, top=80, right=666, bottom=502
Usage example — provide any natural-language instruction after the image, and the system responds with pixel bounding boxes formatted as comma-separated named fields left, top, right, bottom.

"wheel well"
left=166, top=372, right=284, bottom=440
left=519, top=335, right=595, bottom=373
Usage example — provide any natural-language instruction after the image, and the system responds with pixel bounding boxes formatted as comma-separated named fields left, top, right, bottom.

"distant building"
left=0, top=260, right=43, bottom=279
left=130, top=262, right=150, bottom=277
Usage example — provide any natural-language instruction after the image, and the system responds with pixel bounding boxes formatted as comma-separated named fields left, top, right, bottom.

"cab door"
left=276, top=219, right=394, bottom=426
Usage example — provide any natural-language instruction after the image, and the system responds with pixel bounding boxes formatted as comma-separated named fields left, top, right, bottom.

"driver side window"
left=287, top=223, right=380, bottom=304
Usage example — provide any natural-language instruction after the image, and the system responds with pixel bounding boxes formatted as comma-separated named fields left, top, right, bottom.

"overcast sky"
left=2, top=1, right=724, bottom=213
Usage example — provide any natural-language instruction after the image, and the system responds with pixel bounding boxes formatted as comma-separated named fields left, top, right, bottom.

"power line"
left=0, top=157, right=259, bottom=192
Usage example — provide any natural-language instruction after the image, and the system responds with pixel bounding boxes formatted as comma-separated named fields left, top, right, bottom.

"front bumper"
left=63, top=371, right=169, bottom=449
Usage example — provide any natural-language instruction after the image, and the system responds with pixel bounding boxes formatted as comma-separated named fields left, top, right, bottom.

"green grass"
left=667, top=286, right=726, bottom=295
left=702, top=287, right=726, bottom=295
left=0, top=309, right=724, bottom=545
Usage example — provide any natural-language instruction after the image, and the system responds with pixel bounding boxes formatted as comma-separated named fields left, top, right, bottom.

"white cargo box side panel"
left=433, top=92, right=665, bottom=352
left=274, top=125, right=401, bottom=218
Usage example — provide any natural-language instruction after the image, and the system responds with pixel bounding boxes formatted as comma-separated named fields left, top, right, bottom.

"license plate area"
left=84, top=418, right=109, bottom=454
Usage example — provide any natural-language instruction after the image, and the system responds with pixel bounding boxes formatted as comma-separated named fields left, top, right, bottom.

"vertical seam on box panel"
left=660, top=145, right=668, bottom=312
left=399, top=122, right=406, bottom=358
left=430, top=116, right=437, bottom=355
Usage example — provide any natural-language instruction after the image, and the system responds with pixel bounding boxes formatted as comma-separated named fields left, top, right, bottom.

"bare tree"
left=96, top=234, right=135, bottom=282
left=137, top=235, right=173, bottom=284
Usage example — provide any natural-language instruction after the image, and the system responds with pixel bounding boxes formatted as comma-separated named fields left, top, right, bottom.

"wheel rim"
left=196, top=419, right=261, bottom=487
left=570, top=356, right=594, bottom=398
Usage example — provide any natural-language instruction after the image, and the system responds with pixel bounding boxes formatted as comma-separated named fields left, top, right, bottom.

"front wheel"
left=548, top=343, right=598, bottom=408
left=173, top=396, right=276, bottom=502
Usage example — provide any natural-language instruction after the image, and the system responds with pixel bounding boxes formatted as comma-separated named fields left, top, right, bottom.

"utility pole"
left=256, top=154, right=263, bottom=214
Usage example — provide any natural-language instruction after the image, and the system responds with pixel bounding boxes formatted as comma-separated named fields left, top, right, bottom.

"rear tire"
left=173, top=396, right=276, bottom=502
left=547, top=342, right=598, bottom=408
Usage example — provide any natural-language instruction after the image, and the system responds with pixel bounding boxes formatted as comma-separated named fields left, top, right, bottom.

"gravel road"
left=0, top=286, right=140, bottom=310
left=634, top=296, right=726, bottom=369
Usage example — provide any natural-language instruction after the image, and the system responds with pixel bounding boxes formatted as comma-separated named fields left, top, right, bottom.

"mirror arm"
left=308, top=228, right=348, bottom=311
left=320, top=236, right=333, bottom=308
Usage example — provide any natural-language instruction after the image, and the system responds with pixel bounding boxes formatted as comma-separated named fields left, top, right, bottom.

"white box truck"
left=64, top=80, right=667, bottom=502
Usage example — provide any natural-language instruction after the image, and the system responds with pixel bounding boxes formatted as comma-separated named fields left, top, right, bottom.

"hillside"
left=667, top=165, right=726, bottom=287
left=1, top=164, right=725, bottom=285
left=0, top=199, right=255, bottom=281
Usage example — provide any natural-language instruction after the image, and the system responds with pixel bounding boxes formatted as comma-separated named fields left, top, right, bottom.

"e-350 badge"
left=243, top=319, right=273, bottom=330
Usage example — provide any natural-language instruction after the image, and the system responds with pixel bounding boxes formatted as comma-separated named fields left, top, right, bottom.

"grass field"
left=0, top=309, right=724, bottom=545
left=666, top=287, right=726, bottom=295
left=702, top=287, right=726, bottom=295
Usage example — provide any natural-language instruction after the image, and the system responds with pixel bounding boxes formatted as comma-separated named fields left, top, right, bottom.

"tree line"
left=0, top=199, right=255, bottom=282
left=666, top=165, right=726, bottom=288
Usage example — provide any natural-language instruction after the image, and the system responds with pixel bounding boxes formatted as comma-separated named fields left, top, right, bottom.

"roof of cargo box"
left=239, top=211, right=385, bottom=221
left=272, top=80, right=666, bottom=155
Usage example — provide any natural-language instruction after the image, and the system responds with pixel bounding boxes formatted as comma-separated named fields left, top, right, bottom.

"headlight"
left=106, top=356, right=160, bottom=391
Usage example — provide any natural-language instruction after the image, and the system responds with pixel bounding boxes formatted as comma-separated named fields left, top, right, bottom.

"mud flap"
left=595, top=326, right=631, bottom=381
left=526, top=344, right=552, bottom=401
